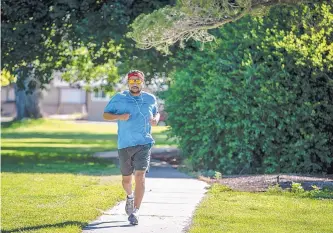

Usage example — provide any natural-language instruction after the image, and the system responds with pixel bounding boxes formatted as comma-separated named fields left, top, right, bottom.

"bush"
left=166, top=2, right=333, bottom=174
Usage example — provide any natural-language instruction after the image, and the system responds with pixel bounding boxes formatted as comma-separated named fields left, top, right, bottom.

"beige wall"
left=1, top=102, right=16, bottom=116
left=1, top=86, right=16, bottom=116
left=42, top=103, right=86, bottom=115
left=1, top=86, right=8, bottom=102
left=87, top=93, right=109, bottom=121
left=1, top=85, right=60, bottom=105
left=1, top=85, right=88, bottom=117
left=42, top=86, right=60, bottom=104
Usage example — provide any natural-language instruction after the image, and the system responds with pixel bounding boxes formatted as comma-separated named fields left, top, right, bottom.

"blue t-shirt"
left=104, top=90, right=158, bottom=149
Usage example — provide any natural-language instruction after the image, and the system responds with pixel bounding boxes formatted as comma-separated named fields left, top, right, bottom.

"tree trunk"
left=14, top=69, right=43, bottom=120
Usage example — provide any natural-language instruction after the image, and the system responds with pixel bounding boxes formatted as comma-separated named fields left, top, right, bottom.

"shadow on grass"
left=2, top=130, right=172, bottom=176
left=1, top=119, right=46, bottom=129
left=2, top=152, right=120, bottom=176
left=2, top=132, right=118, bottom=140
left=1, top=221, right=87, bottom=233
left=2, top=131, right=173, bottom=145
left=2, top=146, right=114, bottom=155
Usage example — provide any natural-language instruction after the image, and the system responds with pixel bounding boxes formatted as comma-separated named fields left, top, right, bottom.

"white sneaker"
left=125, top=196, right=134, bottom=216
left=128, top=208, right=139, bottom=225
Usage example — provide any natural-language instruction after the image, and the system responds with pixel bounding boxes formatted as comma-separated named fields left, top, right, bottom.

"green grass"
left=1, top=119, right=173, bottom=232
left=189, top=184, right=333, bottom=233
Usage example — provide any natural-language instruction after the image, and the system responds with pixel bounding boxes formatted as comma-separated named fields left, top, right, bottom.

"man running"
left=103, top=70, right=160, bottom=225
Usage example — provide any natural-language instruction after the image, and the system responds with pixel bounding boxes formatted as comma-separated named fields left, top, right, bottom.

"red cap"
left=128, top=72, right=144, bottom=81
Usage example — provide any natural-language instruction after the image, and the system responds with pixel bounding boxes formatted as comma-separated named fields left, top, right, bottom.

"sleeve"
left=104, top=94, right=119, bottom=114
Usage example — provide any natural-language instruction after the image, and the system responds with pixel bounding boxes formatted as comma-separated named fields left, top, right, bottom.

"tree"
left=128, top=0, right=304, bottom=54
left=1, top=0, right=173, bottom=120
left=1, top=0, right=173, bottom=86
left=14, top=68, right=43, bottom=119
left=1, top=0, right=109, bottom=119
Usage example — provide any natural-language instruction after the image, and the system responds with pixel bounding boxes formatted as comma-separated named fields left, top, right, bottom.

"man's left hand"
left=150, top=117, right=158, bottom=126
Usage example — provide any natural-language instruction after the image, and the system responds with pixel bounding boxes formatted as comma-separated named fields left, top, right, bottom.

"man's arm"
left=150, top=96, right=160, bottom=126
left=103, top=93, right=130, bottom=121
left=149, top=114, right=159, bottom=126
left=103, top=113, right=130, bottom=121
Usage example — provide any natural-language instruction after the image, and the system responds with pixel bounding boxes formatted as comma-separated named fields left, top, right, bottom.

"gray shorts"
left=118, top=144, right=152, bottom=176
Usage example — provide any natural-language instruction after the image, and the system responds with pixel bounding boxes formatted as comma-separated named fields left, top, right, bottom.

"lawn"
left=1, top=119, right=172, bottom=233
left=4, top=119, right=332, bottom=233
left=189, top=184, right=333, bottom=233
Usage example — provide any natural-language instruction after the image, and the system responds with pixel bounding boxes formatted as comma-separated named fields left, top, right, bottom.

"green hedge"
left=166, top=2, right=333, bottom=174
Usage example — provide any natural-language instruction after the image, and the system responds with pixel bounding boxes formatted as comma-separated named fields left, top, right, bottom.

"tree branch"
left=128, top=0, right=304, bottom=53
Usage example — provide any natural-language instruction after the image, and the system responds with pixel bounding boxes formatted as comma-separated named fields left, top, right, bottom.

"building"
left=1, top=78, right=87, bottom=118
left=1, top=78, right=167, bottom=123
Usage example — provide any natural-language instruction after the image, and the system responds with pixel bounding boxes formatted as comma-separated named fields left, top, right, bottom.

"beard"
left=130, top=86, right=141, bottom=94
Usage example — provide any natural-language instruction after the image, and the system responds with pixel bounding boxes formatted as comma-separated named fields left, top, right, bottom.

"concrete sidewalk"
left=82, top=159, right=208, bottom=233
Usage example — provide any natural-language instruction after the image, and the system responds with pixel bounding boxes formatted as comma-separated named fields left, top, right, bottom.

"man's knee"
left=122, top=175, right=132, bottom=185
left=134, top=171, right=146, bottom=182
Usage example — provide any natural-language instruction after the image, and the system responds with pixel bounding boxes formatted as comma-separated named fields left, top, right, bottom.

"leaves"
left=128, top=0, right=305, bottom=54
left=1, top=69, right=16, bottom=87
left=1, top=0, right=173, bottom=87
left=165, top=2, right=333, bottom=174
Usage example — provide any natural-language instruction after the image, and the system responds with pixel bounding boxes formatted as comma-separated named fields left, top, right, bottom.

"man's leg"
left=122, top=175, right=133, bottom=196
left=134, top=170, right=146, bottom=209
left=118, top=148, right=134, bottom=193
left=133, top=144, right=151, bottom=208
left=128, top=144, right=151, bottom=225
left=118, top=148, right=135, bottom=215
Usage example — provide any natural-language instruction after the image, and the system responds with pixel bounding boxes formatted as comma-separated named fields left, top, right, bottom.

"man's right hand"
left=118, top=113, right=130, bottom=121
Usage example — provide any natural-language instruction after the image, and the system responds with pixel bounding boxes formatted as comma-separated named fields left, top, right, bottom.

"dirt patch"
left=211, top=174, right=333, bottom=192
left=151, top=150, right=333, bottom=192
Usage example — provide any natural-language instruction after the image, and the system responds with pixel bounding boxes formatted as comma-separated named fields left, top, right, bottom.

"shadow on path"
left=146, top=159, right=191, bottom=179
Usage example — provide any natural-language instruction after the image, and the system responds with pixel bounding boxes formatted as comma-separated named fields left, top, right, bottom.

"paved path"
left=82, top=158, right=208, bottom=233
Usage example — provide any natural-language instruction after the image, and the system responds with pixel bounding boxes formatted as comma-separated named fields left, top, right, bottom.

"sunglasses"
left=128, top=79, right=143, bottom=84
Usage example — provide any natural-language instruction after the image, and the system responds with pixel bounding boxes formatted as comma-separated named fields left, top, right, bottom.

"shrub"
left=166, top=2, right=333, bottom=174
